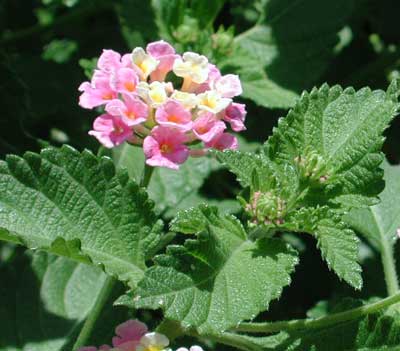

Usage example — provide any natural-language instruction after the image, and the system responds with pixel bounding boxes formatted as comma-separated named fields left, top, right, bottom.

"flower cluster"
left=79, top=41, right=246, bottom=169
left=78, top=319, right=204, bottom=351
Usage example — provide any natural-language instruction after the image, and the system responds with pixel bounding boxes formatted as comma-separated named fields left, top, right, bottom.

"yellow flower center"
left=149, top=90, right=165, bottom=103
left=160, top=143, right=172, bottom=154
left=204, top=97, right=217, bottom=109
left=143, top=346, right=163, bottom=351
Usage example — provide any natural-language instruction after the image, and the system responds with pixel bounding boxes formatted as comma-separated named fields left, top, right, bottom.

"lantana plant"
left=78, top=41, right=245, bottom=170
left=2, top=32, right=400, bottom=351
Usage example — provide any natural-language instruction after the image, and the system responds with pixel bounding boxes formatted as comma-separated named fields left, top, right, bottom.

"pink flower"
left=110, top=68, right=139, bottom=94
left=215, top=74, right=242, bottom=98
left=206, top=133, right=238, bottom=150
left=143, top=126, right=189, bottom=169
left=147, top=40, right=179, bottom=81
left=155, top=100, right=192, bottom=131
left=223, top=103, right=247, bottom=131
left=78, top=76, right=117, bottom=109
left=193, top=113, right=226, bottom=142
left=88, top=114, right=133, bottom=148
left=196, top=64, right=221, bottom=93
left=106, top=94, right=148, bottom=126
left=112, top=319, right=148, bottom=351
left=97, top=49, right=122, bottom=73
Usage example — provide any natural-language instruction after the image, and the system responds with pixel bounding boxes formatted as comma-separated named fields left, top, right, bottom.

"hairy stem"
left=188, top=330, right=263, bottom=351
left=72, top=276, right=116, bottom=350
left=140, top=164, right=154, bottom=188
left=381, top=239, right=399, bottom=296
left=234, top=291, right=400, bottom=334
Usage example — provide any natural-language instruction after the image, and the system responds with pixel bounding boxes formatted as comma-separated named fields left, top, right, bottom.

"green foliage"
left=112, top=144, right=239, bottom=218
left=273, top=309, right=400, bottom=351
left=0, top=251, right=126, bottom=351
left=135, top=205, right=298, bottom=334
left=217, top=81, right=400, bottom=289
left=220, top=0, right=356, bottom=108
left=42, top=39, right=78, bottom=64
left=0, top=146, right=163, bottom=287
left=346, top=161, right=400, bottom=252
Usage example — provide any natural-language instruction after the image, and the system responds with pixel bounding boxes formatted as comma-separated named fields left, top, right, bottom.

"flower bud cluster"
left=245, top=191, right=287, bottom=226
left=78, top=40, right=246, bottom=169
left=294, top=149, right=331, bottom=184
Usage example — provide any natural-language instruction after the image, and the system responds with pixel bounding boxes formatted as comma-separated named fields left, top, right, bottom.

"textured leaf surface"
left=0, top=146, right=163, bottom=287
left=135, top=205, right=298, bottom=333
left=267, top=81, right=400, bottom=201
left=216, top=81, right=400, bottom=289
left=113, top=144, right=238, bottom=217
left=0, top=252, right=127, bottom=351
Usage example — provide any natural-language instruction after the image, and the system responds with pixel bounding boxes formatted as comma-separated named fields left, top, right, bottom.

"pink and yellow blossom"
left=78, top=40, right=247, bottom=170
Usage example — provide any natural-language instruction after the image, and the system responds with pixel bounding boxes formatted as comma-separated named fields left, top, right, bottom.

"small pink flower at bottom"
left=192, top=113, right=226, bottom=143
left=112, top=319, right=148, bottom=351
left=89, top=114, right=133, bottom=148
left=206, top=133, right=238, bottom=151
left=155, top=100, right=192, bottom=131
left=143, top=126, right=189, bottom=170
left=106, top=94, right=148, bottom=126
left=223, top=103, right=247, bottom=132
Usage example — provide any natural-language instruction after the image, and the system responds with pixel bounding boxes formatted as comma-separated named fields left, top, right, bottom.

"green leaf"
left=225, top=0, right=356, bottom=108
left=346, top=160, right=400, bottom=252
left=216, top=81, right=400, bottom=288
left=239, top=69, right=299, bottom=109
left=267, top=81, right=400, bottom=205
left=42, top=39, right=78, bottom=64
left=0, top=251, right=127, bottom=351
left=0, top=146, right=163, bottom=287
left=135, top=205, right=298, bottom=333
left=112, top=143, right=236, bottom=218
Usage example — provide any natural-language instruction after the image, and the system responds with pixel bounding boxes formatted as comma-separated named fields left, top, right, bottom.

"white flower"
left=136, top=332, right=170, bottom=351
left=171, top=91, right=199, bottom=109
left=132, top=47, right=159, bottom=79
left=197, top=90, right=231, bottom=114
left=137, top=81, right=170, bottom=107
left=173, top=52, right=209, bottom=84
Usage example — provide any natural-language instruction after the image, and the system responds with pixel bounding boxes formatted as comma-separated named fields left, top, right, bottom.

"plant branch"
left=188, top=330, right=263, bottom=351
left=72, top=275, right=116, bottom=350
left=140, top=164, right=154, bottom=188
left=234, top=291, right=400, bottom=334
left=381, top=238, right=399, bottom=296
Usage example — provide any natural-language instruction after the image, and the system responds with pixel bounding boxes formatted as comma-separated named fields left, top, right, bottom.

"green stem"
left=381, top=239, right=400, bottom=296
left=234, top=291, right=400, bottom=334
left=72, top=276, right=116, bottom=351
left=140, top=164, right=154, bottom=188
left=188, top=330, right=262, bottom=351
